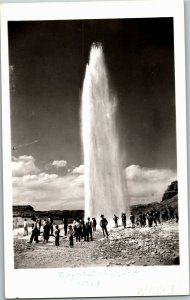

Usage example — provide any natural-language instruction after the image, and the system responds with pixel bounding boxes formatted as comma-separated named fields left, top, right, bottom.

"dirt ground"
left=14, top=220, right=179, bottom=268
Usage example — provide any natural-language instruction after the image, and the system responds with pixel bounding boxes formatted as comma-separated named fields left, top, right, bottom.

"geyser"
left=81, top=43, right=129, bottom=221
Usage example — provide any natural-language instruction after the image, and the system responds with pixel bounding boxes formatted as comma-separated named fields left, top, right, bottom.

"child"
left=54, top=225, right=60, bottom=246
left=68, top=225, right=74, bottom=247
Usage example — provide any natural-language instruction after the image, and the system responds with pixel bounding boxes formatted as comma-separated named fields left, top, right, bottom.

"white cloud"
left=125, top=165, right=177, bottom=204
left=12, top=161, right=84, bottom=210
left=72, top=164, right=84, bottom=174
left=12, top=155, right=40, bottom=177
left=51, top=160, right=67, bottom=168
left=12, top=158, right=177, bottom=210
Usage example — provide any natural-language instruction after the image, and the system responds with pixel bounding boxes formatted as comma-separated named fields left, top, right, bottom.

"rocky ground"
left=14, top=220, right=179, bottom=269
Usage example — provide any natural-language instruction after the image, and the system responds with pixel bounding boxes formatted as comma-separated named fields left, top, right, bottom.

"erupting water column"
left=82, top=43, right=129, bottom=221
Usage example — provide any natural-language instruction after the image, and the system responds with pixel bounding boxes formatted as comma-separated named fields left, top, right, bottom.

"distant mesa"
left=13, top=205, right=84, bottom=223
left=162, top=180, right=178, bottom=202
left=13, top=205, right=34, bottom=214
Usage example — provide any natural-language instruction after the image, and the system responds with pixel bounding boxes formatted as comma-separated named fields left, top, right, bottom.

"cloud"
left=72, top=164, right=84, bottom=174
left=12, top=159, right=84, bottom=210
left=12, top=157, right=177, bottom=210
left=125, top=165, right=177, bottom=204
left=12, top=155, right=40, bottom=177
left=51, top=160, right=67, bottom=168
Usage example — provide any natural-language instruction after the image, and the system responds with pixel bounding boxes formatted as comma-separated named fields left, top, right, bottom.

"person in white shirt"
left=23, top=218, right=28, bottom=236
left=73, top=218, right=81, bottom=242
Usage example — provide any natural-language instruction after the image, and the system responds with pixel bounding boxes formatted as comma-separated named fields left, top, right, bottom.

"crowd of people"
left=22, top=206, right=178, bottom=247
left=113, top=206, right=178, bottom=229
left=25, top=215, right=102, bottom=247
left=129, top=206, right=178, bottom=228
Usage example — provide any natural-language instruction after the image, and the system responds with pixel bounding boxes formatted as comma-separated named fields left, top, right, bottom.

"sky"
left=8, top=18, right=177, bottom=210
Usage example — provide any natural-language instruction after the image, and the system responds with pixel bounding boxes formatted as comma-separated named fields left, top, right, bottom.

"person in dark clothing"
left=168, top=206, right=174, bottom=219
left=68, top=225, right=74, bottom=247
left=142, top=214, right=146, bottom=226
left=54, top=225, right=60, bottom=246
left=43, top=221, right=50, bottom=243
left=84, top=222, right=90, bottom=241
left=113, top=214, right=119, bottom=227
left=86, top=217, right=93, bottom=241
left=92, top=218, right=97, bottom=231
left=63, top=217, right=68, bottom=236
left=121, top=213, right=126, bottom=228
left=147, top=212, right=153, bottom=227
left=130, top=212, right=135, bottom=228
left=28, top=223, right=39, bottom=243
left=100, top=215, right=109, bottom=237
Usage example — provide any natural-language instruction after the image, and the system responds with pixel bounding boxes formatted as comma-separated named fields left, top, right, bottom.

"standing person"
left=68, top=225, right=74, bottom=247
left=152, top=210, right=157, bottom=226
left=100, top=215, right=109, bottom=238
left=130, top=212, right=135, bottom=228
left=142, top=214, right=147, bottom=226
left=23, top=218, right=28, bottom=236
left=92, top=218, right=97, bottom=231
left=43, top=221, right=50, bottom=243
left=28, top=223, right=39, bottom=243
left=27, top=223, right=35, bottom=243
left=43, top=219, right=46, bottom=229
left=113, top=214, right=119, bottom=227
left=168, top=206, right=174, bottom=219
left=121, top=213, right=126, bottom=228
left=85, top=222, right=90, bottom=241
left=76, top=218, right=82, bottom=242
left=34, top=221, right=39, bottom=243
left=147, top=212, right=153, bottom=227
left=86, top=217, right=93, bottom=241
left=63, top=217, right=68, bottom=236
left=73, top=218, right=81, bottom=242
left=54, top=225, right=60, bottom=246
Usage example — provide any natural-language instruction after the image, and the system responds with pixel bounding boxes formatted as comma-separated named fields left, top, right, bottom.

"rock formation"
left=162, top=180, right=178, bottom=201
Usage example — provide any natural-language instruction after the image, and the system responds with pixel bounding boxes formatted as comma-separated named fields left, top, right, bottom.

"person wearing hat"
left=100, top=215, right=109, bottom=237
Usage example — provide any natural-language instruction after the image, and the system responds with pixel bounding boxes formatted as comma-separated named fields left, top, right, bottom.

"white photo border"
left=1, top=0, right=189, bottom=298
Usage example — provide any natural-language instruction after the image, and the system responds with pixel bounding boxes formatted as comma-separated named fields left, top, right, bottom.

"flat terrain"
left=14, top=220, right=179, bottom=268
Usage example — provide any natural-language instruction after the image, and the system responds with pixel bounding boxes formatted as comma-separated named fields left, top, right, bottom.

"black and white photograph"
left=9, top=17, right=180, bottom=269
left=1, top=1, right=189, bottom=298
